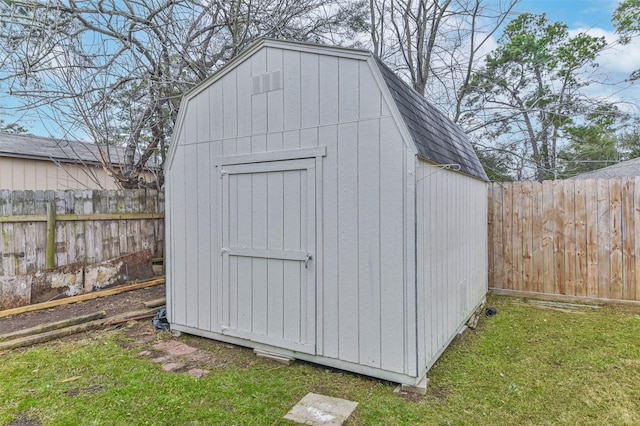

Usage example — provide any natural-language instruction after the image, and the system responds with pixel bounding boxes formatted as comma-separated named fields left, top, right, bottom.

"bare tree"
left=0, top=0, right=363, bottom=189
left=368, top=0, right=519, bottom=121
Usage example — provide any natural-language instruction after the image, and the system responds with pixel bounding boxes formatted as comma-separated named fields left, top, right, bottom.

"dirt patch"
left=131, top=331, right=257, bottom=376
left=66, top=384, right=104, bottom=397
left=0, top=283, right=275, bottom=382
left=0, top=284, right=165, bottom=335
left=7, top=414, right=42, bottom=426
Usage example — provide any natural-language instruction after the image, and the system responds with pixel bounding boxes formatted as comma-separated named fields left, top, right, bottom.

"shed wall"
left=0, top=157, right=118, bottom=190
left=167, top=47, right=417, bottom=378
left=416, top=161, right=488, bottom=372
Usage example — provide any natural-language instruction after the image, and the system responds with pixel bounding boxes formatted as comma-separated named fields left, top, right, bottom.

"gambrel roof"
left=374, top=57, right=488, bottom=181
left=169, top=39, right=488, bottom=182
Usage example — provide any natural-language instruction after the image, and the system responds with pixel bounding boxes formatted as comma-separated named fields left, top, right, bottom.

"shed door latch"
left=305, top=252, right=313, bottom=268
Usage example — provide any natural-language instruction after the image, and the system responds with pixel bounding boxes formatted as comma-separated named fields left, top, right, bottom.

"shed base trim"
left=169, top=323, right=427, bottom=387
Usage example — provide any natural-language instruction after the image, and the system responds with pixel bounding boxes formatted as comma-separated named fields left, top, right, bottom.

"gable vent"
left=252, top=70, right=283, bottom=95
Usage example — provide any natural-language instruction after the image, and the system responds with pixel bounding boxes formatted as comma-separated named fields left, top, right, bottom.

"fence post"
left=46, top=202, right=56, bottom=269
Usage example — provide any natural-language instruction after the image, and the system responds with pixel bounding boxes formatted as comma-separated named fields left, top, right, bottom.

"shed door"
left=220, top=159, right=316, bottom=354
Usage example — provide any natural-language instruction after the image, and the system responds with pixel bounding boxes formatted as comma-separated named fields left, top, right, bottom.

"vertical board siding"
left=0, top=189, right=164, bottom=277
left=417, top=163, right=488, bottom=369
left=336, top=122, right=359, bottom=364
left=357, top=119, right=381, bottom=368
left=267, top=47, right=284, bottom=133
left=170, top=46, right=415, bottom=377
left=300, top=53, right=319, bottom=128
left=236, top=61, right=253, bottom=138
left=196, top=143, right=212, bottom=330
left=489, top=178, right=640, bottom=302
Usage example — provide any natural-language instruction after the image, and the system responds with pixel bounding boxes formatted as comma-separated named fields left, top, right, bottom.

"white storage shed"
left=165, top=39, right=489, bottom=387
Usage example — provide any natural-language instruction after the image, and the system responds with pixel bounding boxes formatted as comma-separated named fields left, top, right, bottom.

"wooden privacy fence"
left=489, top=178, right=640, bottom=303
left=0, top=189, right=164, bottom=276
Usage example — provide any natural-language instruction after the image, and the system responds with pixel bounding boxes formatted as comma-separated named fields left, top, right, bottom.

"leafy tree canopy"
left=464, top=13, right=621, bottom=181
left=613, top=0, right=640, bottom=80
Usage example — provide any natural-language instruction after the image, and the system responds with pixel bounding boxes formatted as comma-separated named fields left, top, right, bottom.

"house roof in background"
left=374, top=57, right=489, bottom=181
left=570, top=157, right=640, bottom=179
left=0, top=133, right=109, bottom=165
left=0, top=133, right=151, bottom=168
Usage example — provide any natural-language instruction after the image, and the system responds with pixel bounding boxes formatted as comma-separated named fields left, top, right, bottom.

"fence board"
left=503, top=184, right=514, bottom=289
left=489, top=177, right=640, bottom=303
left=522, top=182, right=533, bottom=289
left=513, top=184, right=524, bottom=290
left=563, top=179, right=576, bottom=296
left=0, top=190, right=164, bottom=276
left=552, top=181, right=565, bottom=294
left=597, top=179, right=611, bottom=299
left=585, top=179, right=599, bottom=297
left=542, top=181, right=554, bottom=293
left=610, top=178, right=623, bottom=300
left=574, top=179, right=587, bottom=296
left=531, top=182, right=543, bottom=292
left=622, top=177, right=635, bottom=300
left=487, top=186, right=503, bottom=283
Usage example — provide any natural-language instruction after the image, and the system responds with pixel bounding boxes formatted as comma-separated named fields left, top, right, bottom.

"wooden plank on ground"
left=0, top=311, right=107, bottom=341
left=0, top=308, right=158, bottom=351
left=143, top=298, right=167, bottom=308
left=489, top=287, right=640, bottom=308
left=0, top=277, right=165, bottom=318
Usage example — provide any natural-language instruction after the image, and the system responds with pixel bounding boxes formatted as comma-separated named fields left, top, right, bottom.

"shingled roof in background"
left=0, top=133, right=110, bottom=165
left=569, top=157, right=640, bottom=179
left=375, top=57, right=489, bottom=181
left=0, top=133, right=155, bottom=168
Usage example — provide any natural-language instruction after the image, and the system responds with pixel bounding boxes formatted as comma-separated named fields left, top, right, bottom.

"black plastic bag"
left=152, top=308, right=170, bottom=331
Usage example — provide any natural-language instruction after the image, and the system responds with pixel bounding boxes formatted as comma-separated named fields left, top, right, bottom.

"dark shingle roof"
left=0, top=133, right=109, bottom=165
left=374, top=57, right=488, bottom=181
left=569, top=157, right=640, bottom=179
left=0, top=133, right=155, bottom=168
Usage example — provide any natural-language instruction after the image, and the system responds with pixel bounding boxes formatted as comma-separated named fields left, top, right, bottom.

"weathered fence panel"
left=0, top=189, right=164, bottom=277
left=489, top=178, right=639, bottom=302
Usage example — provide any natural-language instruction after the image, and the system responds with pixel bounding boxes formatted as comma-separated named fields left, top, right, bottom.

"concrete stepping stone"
left=284, top=393, right=358, bottom=426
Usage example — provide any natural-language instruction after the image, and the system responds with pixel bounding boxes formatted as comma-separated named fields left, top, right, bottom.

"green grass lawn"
left=1, top=295, right=639, bottom=425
